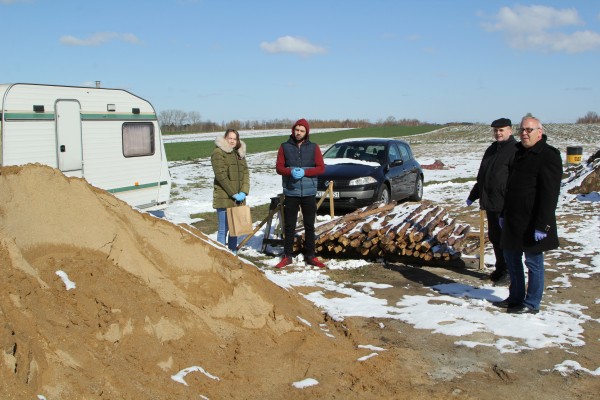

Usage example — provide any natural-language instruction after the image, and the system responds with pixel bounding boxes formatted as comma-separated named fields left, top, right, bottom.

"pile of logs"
left=294, top=200, right=477, bottom=264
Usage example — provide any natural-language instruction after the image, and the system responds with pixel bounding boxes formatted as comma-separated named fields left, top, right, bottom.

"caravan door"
left=55, top=100, right=83, bottom=176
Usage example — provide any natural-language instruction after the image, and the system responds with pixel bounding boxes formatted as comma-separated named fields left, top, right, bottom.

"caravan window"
left=122, top=123, right=155, bottom=157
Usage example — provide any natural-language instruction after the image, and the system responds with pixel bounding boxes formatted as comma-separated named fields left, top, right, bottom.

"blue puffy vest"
left=280, top=138, right=318, bottom=197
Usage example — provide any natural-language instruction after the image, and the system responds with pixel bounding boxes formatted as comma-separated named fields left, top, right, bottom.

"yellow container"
left=566, top=146, right=583, bottom=164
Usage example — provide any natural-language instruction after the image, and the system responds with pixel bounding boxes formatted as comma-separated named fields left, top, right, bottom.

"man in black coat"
left=467, top=117, right=517, bottom=284
left=493, top=116, right=563, bottom=314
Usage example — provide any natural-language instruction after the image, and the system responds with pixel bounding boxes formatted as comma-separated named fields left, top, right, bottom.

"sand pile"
left=0, top=164, right=410, bottom=399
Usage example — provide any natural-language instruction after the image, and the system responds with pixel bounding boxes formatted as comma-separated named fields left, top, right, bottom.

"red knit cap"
left=292, top=118, right=310, bottom=136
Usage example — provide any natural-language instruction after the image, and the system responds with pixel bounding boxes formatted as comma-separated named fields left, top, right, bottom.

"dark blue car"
left=316, top=138, right=423, bottom=209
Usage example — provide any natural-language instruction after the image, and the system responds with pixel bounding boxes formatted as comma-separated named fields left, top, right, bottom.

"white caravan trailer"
left=0, top=83, right=171, bottom=212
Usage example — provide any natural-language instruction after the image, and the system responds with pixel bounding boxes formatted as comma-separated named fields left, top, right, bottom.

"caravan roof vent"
left=132, top=108, right=140, bottom=114
left=107, top=104, right=116, bottom=112
left=33, top=105, right=45, bottom=113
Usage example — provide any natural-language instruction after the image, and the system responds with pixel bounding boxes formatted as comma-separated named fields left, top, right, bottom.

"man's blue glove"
left=466, top=199, right=473, bottom=206
left=499, top=217, right=504, bottom=229
left=534, top=229, right=547, bottom=241
left=232, top=193, right=245, bottom=202
left=291, top=168, right=305, bottom=180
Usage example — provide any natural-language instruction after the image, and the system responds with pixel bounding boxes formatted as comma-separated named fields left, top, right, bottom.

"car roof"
left=334, top=137, right=406, bottom=145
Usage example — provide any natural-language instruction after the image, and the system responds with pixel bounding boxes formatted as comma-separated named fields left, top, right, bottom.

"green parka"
left=211, top=136, right=250, bottom=209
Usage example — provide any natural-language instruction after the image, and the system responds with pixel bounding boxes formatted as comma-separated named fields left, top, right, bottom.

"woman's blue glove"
left=232, top=192, right=245, bottom=202
left=534, top=230, right=547, bottom=241
left=466, top=199, right=473, bottom=206
left=291, top=168, right=305, bottom=179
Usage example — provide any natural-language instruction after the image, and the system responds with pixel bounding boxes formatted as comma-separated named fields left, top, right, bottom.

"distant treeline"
left=158, top=109, right=430, bottom=133
left=157, top=109, right=600, bottom=133
left=576, top=111, right=600, bottom=124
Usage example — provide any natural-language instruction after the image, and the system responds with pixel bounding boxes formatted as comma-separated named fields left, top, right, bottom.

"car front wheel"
left=377, top=184, right=391, bottom=204
left=409, top=176, right=423, bottom=201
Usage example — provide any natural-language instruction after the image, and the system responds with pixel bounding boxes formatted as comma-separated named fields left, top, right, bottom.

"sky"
left=3, top=1, right=600, bottom=123
left=156, top=127, right=600, bottom=386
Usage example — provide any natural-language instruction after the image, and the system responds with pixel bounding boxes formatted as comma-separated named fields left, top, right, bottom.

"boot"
left=275, top=256, right=292, bottom=269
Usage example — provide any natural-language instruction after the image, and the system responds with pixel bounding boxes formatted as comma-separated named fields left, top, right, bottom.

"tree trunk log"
left=296, top=200, right=473, bottom=266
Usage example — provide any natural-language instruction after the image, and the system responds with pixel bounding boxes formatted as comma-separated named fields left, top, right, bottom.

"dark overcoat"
left=500, top=135, right=562, bottom=252
left=468, top=135, right=517, bottom=212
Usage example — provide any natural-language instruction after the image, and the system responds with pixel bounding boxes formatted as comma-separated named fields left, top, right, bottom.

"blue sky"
left=2, top=0, right=600, bottom=124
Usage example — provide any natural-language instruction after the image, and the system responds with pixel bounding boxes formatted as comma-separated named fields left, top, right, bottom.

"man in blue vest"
left=275, top=118, right=326, bottom=269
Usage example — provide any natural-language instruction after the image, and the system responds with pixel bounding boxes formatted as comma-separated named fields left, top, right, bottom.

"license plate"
left=316, top=191, right=339, bottom=198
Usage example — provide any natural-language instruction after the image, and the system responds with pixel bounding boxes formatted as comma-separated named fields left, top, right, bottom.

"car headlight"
left=348, top=176, right=377, bottom=186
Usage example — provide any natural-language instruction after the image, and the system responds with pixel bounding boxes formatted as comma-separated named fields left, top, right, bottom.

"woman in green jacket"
left=211, top=129, right=250, bottom=252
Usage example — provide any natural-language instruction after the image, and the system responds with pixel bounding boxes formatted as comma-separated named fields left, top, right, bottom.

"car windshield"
left=323, top=143, right=386, bottom=165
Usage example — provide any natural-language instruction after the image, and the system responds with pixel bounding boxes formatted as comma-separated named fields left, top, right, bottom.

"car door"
left=397, top=143, right=418, bottom=198
left=386, top=143, right=407, bottom=199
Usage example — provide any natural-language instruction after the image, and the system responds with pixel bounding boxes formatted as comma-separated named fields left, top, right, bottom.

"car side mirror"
left=391, top=159, right=404, bottom=167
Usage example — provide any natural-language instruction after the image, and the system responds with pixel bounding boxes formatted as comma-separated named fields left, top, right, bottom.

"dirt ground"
left=324, top=237, right=600, bottom=400
left=1, top=124, right=599, bottom=399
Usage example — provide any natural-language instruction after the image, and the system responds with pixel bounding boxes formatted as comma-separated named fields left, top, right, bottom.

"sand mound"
left=0, top=164, right=407, bottom=399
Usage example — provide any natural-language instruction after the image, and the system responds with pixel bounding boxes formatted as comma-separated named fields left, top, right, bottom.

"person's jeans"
left=282, top=196, right=317, bottom=258
left=216, top=208, right=237, bottom=252
left=504, top=249, right=545, bottom=310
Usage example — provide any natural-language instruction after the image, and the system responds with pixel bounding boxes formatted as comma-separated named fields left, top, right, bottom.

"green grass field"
left=164, top=125, right=439, bottom=161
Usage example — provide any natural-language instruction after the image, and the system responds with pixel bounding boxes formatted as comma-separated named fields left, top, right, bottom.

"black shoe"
left=507, top=305, right=539, bottom=315
left=490, top=269, right=508, bottom=282
left=491, top=299, right=519, bottom=308
left=493, top=273, right=510, bottom=287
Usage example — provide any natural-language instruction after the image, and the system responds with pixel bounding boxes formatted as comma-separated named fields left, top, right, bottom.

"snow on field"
left=164, top=126, right=600, bottom=376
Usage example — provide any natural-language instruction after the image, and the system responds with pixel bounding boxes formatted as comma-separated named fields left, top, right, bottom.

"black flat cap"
left=491, top=118, right=512, bottom=127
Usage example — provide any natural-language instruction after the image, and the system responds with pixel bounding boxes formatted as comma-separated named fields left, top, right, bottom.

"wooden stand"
left=479, top=210, right=485, bottom=270
left=316, top=180, right=335, bottom=218
left=260, top=194, right=286, bottom=253
left=236, top=194, right=285, bottom=253
left=237, top=183, right=334, bottom=254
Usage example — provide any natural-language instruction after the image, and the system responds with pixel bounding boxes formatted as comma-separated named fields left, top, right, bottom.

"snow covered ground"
left=163, top=126, right=600, bottom=377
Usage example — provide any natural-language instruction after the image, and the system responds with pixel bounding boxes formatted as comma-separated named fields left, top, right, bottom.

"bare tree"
left=227, top=120, right=242, bottom=130
left=188, top=111, right=202, bottom=126
left=172, top=110, right=188, bottom=127
left=158, top=109, right=177, bottom=127
left=576, top=111, right=600, bottom=124
left=384, top=116, right=397, bottom=126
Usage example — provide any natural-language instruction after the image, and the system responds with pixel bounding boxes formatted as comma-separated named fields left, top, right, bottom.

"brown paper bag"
left=226, top=205, right=253, bottom=236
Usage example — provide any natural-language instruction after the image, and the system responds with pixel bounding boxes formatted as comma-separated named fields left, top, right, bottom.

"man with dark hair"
left=467, top=117, right=517, bottom=284
left=275, top=118, right=326, bottom=269
left=494, top=116, right=563, bottom=314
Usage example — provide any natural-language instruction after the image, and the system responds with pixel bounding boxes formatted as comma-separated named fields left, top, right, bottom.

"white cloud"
left=260, top=36, right=326, bottom=56
left=60, top=32, right=141, bottom=46
left=483, top=5, right=600, bottom=53
left=488, top=5, right=582, bottom=33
